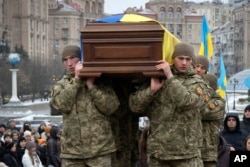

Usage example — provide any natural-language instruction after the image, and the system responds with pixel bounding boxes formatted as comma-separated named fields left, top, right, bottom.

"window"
left=176, top=7, right=182, bottom=19
left=54, top=40, right=59, bottom=47
left=168, top=24, right=174, bottom=32
left=168, top=7, right=174, bottom=19
left=63, top=18, right=68, bottom=24
left=62, top=28, right=68, bottom=38
left=63, top=39, right=68, bottom=45
left=54, top=18, right=59, bottom=24
left=159, top=7, right=166, bottom=19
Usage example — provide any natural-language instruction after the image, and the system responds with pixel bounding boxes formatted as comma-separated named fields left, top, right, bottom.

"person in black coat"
left=240, top=104, right=250, bottom=133
left=220, top=112, right=248, bottom=151
left=217, top=136, right=230, bottom=167
left=16, top=137, right=26, bottom=166
left=2, top=142, right=22, bottom=167
left=46, top=126, right=61, bottom=167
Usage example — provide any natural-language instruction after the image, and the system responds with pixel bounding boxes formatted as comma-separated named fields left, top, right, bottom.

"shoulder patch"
left=204, top=95, right=209, bottom=102
left=209, top=102, right=216, bottom=110
left=196, top=85, right=203, bottom=95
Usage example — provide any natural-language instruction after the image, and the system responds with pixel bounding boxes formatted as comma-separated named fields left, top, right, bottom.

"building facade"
left=233, top=2, right=250, bottom=73
left=210, top=22, right=235, bottom=78
left=145, top=0, right=202, bottom=53
left=0, top=0, right=49, bottom=66
left=48, top=0, right=104, bottom=76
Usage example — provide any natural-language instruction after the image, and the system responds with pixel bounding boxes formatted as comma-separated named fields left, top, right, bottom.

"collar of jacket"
left=171, top=65, right=195, bottom=76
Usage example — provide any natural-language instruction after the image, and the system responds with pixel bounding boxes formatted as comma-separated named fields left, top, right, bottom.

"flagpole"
left=225, top=91, right=229, bottom=113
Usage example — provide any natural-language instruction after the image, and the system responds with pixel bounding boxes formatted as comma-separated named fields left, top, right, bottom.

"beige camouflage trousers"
left=148, top=156, right=204, bottom=167
left=62, top=153, right=112, bottom=167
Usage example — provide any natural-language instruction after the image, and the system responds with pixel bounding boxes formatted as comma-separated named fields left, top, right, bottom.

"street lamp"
left=230, top=78, right=239, bottom=110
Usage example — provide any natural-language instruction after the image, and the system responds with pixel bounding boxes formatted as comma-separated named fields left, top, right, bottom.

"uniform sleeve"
left=129, top=83, right=155, bottom=113
left=202, top=96, right=225, bottom=121
left=50, top=78, right=82, bottom=114
left=90, top=83, right=120, bottom=116
left=166, top=77, right=206, bottom=110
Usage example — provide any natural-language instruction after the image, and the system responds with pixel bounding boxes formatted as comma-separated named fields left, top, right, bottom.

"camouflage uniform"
left=201, top=92, right=225, bottom=167
left=50, top=75, right=120, bottom=166
left=129, top=67, right=208, bottom=167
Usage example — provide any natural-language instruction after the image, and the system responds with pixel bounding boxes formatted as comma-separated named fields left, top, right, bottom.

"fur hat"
left=195, top=56, right=209, bottom=71
left=61, top=45, right=80, bottom=61
left=172, top=42, right=195, bottom=60
left=23, top=130, right=31, bottom=137
left=204, top=73, right=218, bottom=90
left=26, top=141, right=36, bottom=150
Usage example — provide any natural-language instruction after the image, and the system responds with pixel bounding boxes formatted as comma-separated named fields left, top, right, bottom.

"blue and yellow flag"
left=95, top=14, right=180, bottom=64
left=217, top=54, right=227, bottom=98
left=199, top=15, right=214, bottom=59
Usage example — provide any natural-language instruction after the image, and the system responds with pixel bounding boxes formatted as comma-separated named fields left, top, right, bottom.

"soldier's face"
left=63, top=55, right=80, bottom=75
left=194, top=64, right=207, bottom=75
left=173, top=55, right=192, bottom=73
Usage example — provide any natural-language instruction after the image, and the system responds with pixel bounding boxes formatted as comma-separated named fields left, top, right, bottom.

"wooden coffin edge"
left=80, top=61, right=165, bottom=78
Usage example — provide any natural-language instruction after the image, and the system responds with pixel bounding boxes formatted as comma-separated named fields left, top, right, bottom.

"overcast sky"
left=104, top=0, right=213, bottom=14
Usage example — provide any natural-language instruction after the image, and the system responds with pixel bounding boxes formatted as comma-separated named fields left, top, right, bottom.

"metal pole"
left=233, top=83, right=236, bottom=110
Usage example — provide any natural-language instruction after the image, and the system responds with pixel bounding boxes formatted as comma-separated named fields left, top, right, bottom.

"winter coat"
left=46, top=127, right=61, bottom=167
left=22, top=149, right=43, bottom=167
left=216, top=136, right=230, bottom=167
left=129, top=67, right=209, bottom=160
left=2, top=150, right=22, bottom=167
left=51, top=76, right=120, bottom=159
left=220, top=112, right=248, bottom=151
left=16, top=146, right=25, bottom=166
left=240, top=116, right=250, bottom=133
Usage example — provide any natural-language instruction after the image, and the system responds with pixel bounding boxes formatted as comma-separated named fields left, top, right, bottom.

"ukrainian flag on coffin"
left=94, top=14, right=180, bottom=64
left=199, top=15, right=214, bottom=59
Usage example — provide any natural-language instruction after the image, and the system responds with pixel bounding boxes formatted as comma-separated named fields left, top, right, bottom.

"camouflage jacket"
left=201, top=92, right=225, bottom=161
left=129, top=68, right=208, bottom=160
left=50, top=75, right=120, bottom=159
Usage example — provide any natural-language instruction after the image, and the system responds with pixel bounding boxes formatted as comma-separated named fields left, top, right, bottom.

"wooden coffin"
left=79, top=22, right=165, bottom=77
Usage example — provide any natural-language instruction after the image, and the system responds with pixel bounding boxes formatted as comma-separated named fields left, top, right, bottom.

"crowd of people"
left=0, top=119, right=61, bottom=167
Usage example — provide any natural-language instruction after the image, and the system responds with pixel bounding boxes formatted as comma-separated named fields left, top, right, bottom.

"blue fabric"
left=95, top=14, right=124, bottom=23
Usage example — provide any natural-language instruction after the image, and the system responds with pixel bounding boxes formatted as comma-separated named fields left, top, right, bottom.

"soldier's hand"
left=75, top=61, right=83, bottom=79
left=156, top=60, right=173, bottom=79
left=86, top=78, right=96, bottom=90
left=150, top=77, right=164, bottom=94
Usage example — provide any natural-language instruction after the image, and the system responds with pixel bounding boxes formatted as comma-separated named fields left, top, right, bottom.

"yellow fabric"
left=120, top=14, right=180, bottom=64
left=120, top=14, right=155, bottom=22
